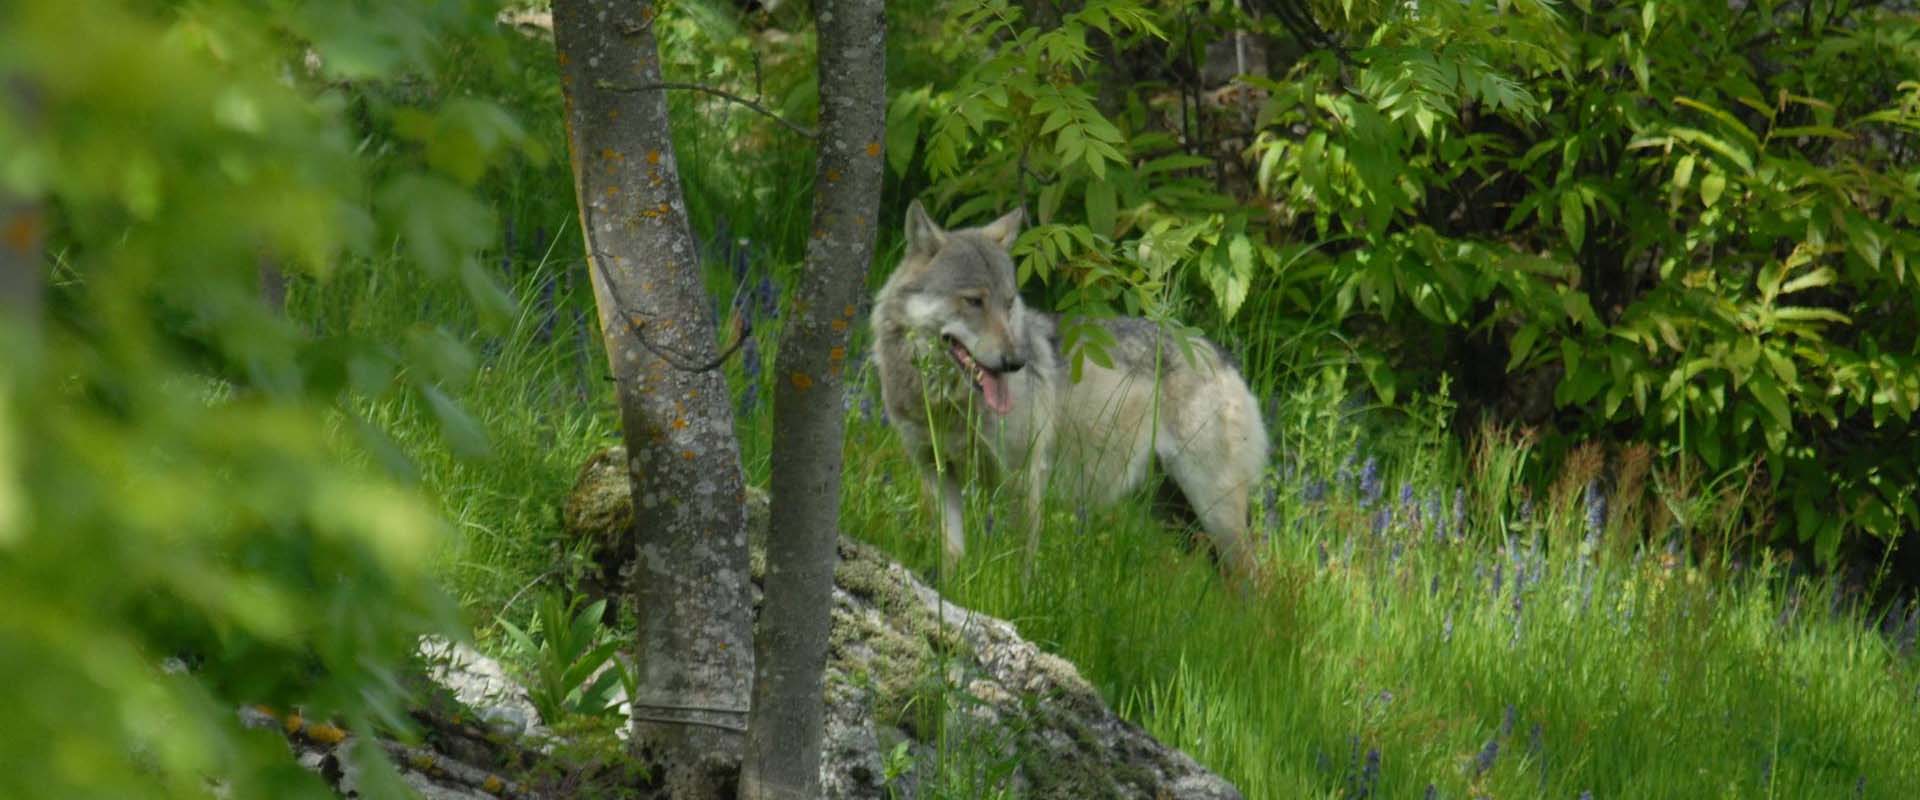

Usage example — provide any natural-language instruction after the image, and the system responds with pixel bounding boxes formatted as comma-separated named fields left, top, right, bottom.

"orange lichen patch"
left=647, top=150, right=662, bottom=165
left=600, top=148, right=623, bottom=163
left=682, top=450, right=697, bottom=460
left=671, top=417, right=687, bottom=429
left=603, top=186, right=619, bottom=197
left=409, top=751, right=437, bottom=770
left=305, top=722, right=348, bottom=745
left=791, top=372, right=814, bottom=391
left=812, top=228, right=826, bottom=239
left=866, top=141, right=882, bottom=157
left=283, top=711, right=303, bottom=734
left=636, top=201, right=674, bottom=221
left=825, top=168, right=842, bottom=183
left=3, top=210, right=42, bottom=253
left=844, top=304, right=857, bottom=317
left=829, top=346, right=847, bottom=361
left=483, top=776, right=506, bottom=793
left=649, top=169, right=664, bottom=186
left=557, top=52, right=570, bottom=66
left=831, top=319, right=849, bottom=333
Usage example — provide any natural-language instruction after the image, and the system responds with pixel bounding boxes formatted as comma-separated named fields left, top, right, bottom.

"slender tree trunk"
left=1, top=77, right=42, bottom=332
left=0, top=197, right=41, bottom=330
left=552, top=2, right=754, bottom=795
left=741, top=1, right=886, bottom=796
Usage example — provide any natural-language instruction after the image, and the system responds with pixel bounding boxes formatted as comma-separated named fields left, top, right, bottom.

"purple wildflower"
left=1500, top=704, right=1516, bottom=739
left=738, top=338, right=762, bottom=415
left=1578, top=792, right=1593, bottom=800
left=1302, top=478, right=1328, bottom=506
left=1399, top=483, right=1417, bottom=518
left=1425, top=786, right=1438, bottom=800
left=756, top=275, right=778, bottom=319
left=1452, top=487, right=1467, bottom=541
left=1492, top=562, right=1504, bottom=597
left=1583, top=479, right=1607, bottom=547
left=1359, top=457, right=1382, bottom=506
left=1474, top=737, right=1500, bottom=775
left=1428, top=494, right=1446, bottom=544
left=1357, top=748, right=1381, bottom=798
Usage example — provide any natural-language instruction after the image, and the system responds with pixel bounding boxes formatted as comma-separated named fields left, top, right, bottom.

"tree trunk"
left=1, top=77, right=42, bottom=332
left=552, top=2, right=754, bottom=795
left=740, top=0, right=886, bottom=797
left=0, top=197, right=41, bottom=330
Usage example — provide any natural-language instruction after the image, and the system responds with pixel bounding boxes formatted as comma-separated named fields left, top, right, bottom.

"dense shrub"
left=0, top=0, right=534, bottom=795
left=886, top=0, right=1920, bottom=564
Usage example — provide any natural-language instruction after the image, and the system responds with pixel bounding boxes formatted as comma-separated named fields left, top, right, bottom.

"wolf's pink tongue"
left=980, top=371, right=1012, bottom=415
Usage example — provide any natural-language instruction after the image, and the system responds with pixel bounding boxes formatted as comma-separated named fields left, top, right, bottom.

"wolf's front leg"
left=929, top=465, right=966, bottom=566
left=1019, top=441, right=1054, bottom=570
left=902, top=428, right=969, bottom=566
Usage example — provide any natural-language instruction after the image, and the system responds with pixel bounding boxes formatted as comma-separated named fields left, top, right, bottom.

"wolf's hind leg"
left=1160, top=399, right=1265, bottom=583
left=1165, top=454, right=1259, bottom=581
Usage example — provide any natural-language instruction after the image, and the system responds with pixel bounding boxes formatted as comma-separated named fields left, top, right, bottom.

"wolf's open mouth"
left=943, top=335, right=1013, bottom=415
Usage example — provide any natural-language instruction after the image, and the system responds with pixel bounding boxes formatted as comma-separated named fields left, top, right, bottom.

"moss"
left=1018, top=709, right=1156, bottom=799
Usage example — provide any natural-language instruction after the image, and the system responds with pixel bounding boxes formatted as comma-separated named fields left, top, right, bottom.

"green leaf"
left=1699, top=171, right=1727, bottom=207
left=1508, top=324, right=1539, bottom=371
left=1559, top=191, right=1586, bottom=251
left=1672, top=154, right=1696, bottom=191
left=1748, top=375, right=1793, bottom=430
left=1086, top=181, right=1117, bottom=236
left=1778, top=267, right=1836, bottom=295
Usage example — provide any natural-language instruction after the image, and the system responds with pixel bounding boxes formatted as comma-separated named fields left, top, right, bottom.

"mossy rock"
left=562, top=445, right=1241, bottom=799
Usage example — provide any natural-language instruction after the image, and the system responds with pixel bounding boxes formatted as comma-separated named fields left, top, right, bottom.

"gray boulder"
left=567, top=446, right=1242, bottom=799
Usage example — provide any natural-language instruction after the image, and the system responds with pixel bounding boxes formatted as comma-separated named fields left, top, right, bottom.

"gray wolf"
left=869, top=200, right=1269, bottom=580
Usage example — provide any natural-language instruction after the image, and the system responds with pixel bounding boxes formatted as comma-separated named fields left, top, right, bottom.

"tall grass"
left=832, top=354, right=1920, bottom=797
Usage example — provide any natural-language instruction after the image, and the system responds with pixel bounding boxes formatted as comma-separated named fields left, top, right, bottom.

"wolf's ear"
left=979, top=207, right=1025, bottom=250
left=904, top=200, right=945, bottom=257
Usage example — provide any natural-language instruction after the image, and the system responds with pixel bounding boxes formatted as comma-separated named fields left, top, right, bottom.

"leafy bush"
left=0, top=0, right=536, bottom=795
left=886, top=0, right=1920, bottom=563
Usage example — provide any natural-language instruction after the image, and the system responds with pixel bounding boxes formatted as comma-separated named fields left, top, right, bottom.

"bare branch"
left=594, top=80, right=817, bottom=139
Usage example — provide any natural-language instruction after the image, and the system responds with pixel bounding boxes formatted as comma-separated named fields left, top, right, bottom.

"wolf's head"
left=881, top=200, right=1029, bottom=414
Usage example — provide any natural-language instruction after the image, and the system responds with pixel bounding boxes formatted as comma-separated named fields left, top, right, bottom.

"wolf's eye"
left=964, top=296, right=985, bottom=309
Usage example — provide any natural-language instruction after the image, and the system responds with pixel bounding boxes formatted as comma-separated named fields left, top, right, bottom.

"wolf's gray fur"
left=869, top=201, right=1269, bottom=579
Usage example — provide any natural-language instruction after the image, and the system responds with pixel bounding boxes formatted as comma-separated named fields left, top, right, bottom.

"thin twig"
left=580, top=200, right=752, bottom=374
left=594, top=79, right=817, bottom=138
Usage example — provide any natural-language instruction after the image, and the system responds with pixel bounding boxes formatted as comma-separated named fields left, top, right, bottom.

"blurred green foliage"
left=0, top=0, right=541, bottom=796
left=887, top=0, right=1920, bottom=564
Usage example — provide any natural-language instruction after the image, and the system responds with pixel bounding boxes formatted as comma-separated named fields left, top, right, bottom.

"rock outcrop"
left=567, top=446, right=1241, bottom=799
